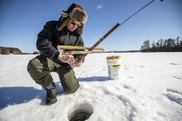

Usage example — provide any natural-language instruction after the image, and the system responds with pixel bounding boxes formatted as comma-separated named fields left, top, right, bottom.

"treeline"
left=0, top=47, right=41, bottom=55
left=0, top=47, right=22, bottom=55
left=141, top=36, right=182, bottom=52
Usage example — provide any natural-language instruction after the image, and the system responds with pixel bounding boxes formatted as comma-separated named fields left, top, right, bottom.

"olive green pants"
left=27, top=55, right=79, bottom=93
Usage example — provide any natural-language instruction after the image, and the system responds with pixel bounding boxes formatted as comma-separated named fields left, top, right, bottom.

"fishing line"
left=120, top=0, right=155, bottom=26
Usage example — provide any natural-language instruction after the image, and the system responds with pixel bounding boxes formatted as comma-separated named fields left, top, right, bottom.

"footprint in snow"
left=123, top=85, right=129, bottom=89
left=164, top=88, right=182, bottom=106
left=172, top=76, right=182, bottom=80
left=170, top=63, right=180, bottom=65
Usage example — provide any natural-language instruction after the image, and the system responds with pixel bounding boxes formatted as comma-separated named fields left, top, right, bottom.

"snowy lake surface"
left=0, top=52, right=182, bottom=121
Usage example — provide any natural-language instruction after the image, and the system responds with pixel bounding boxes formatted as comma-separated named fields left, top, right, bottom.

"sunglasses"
left=71, top=21, right=82, bottom=27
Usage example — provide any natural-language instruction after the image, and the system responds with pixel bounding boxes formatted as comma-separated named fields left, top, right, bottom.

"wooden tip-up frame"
left=57, top=45, right=105, bottom=55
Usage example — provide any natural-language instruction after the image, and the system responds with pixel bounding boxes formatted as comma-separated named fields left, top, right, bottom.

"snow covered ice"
left=0, top=53, right=182, bottom=121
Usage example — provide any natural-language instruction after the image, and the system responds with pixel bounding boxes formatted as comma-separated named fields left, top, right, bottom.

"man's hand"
left=75, top=60, right=82, bottom=67
left=58, top=54, right=75, bottom=64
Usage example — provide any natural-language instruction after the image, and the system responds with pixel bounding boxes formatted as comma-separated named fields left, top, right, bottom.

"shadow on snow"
left=0, top=76, right=108, bottom=109
left=78, top=76, right=109, bottom=82
left=0, top=86, right=44, bottom=110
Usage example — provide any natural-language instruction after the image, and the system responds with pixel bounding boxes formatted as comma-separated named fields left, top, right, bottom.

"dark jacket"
left=36, top=21, right=84, bottom=64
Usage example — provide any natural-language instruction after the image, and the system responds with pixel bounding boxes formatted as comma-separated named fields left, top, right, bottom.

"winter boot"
left=46, top=88, right=57, bottom=105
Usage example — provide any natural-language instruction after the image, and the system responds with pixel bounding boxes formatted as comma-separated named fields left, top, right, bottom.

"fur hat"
left=57, top=3, right=88, bottom=35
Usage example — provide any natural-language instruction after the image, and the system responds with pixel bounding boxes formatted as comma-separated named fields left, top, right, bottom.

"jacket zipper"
left=65, top=31, right=70, bottom=45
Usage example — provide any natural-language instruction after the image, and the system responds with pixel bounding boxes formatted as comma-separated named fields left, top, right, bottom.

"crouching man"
left=27, top=3, right=87, bottom=105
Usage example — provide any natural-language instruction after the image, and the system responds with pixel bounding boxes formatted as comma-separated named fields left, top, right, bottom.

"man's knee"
left=58, top=67, right=80, bottom=93
left=64, top=73, right=80, bottom=93
left=27, top=58, right=43, bottom=74
left=27, top=57, right=54, bottom=89
left=67, top=82, right=80, bottom=93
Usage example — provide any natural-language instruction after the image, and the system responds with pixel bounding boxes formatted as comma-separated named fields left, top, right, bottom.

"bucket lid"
left=106, top=56, right=121, bottom=60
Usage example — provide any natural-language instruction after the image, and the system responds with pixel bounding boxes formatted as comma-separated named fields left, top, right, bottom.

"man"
left=27, top=3, right=88, bottom=105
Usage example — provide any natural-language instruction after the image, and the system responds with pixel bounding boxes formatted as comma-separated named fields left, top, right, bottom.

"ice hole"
left=67, top=103, right=94, bottom=121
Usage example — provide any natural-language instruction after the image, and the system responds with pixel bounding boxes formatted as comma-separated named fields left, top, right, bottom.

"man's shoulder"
left=45, top=20, right=58, bottom=26
left=43, top=20, right=59, bottom=32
